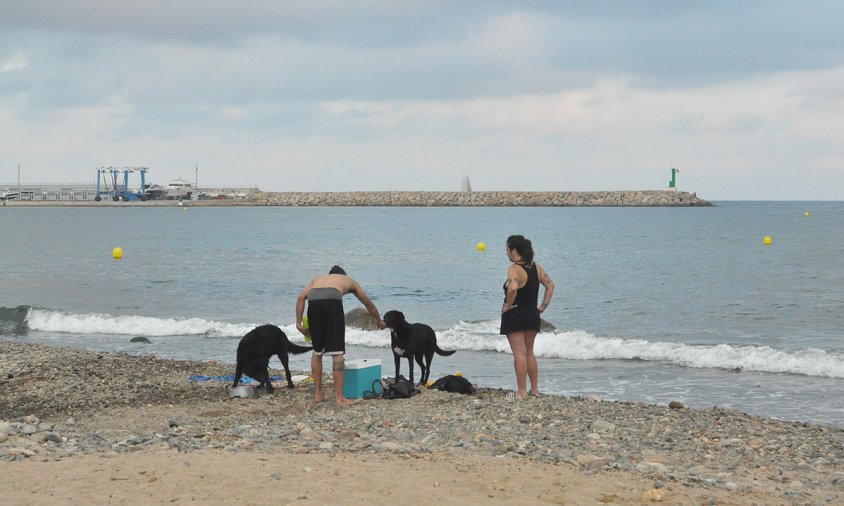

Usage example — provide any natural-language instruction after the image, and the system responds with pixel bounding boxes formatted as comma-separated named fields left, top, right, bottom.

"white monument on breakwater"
left=460, top=175, right=472, bottom=192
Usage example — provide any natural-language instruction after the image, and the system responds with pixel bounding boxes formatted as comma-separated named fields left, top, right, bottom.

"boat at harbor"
left=163, top=179, right=194, bottom=200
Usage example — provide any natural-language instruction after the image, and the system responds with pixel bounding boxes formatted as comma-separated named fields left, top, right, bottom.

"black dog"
left=383, top=310, right=456, bottom=385
left=232, top=324, right=312, bottom=393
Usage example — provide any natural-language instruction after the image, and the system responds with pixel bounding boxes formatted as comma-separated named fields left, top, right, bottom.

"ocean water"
left=1, top=202, right=843, bottom=427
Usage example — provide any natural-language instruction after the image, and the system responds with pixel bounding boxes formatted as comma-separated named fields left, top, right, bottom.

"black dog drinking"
left=232, top=324, right=312, bottom=393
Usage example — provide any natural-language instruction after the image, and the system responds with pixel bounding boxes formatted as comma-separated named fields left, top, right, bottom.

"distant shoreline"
left=4, top=189, right=713, bottom=207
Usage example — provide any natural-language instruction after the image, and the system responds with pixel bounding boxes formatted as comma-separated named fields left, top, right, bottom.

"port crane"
left=94, top=167, right=149, bottom=201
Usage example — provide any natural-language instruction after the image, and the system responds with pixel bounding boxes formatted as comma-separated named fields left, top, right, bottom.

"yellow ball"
left=112, top=247, right=123, bottom=259
left=804, top=211, right=811, bottom=218
left=476, top=242, right=486, bottom=251
left=302, top=316, right=312, bottom=342
left=183, top=207, right=188, bottom=211
left=763, top=236, right=773, bottom=246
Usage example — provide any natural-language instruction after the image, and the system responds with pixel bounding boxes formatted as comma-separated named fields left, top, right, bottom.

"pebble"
left=1, top=340, right=843, bottom=504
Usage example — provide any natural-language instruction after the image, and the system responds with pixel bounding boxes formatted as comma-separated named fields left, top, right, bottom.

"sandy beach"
left=1, top=340, right=842, bottom=505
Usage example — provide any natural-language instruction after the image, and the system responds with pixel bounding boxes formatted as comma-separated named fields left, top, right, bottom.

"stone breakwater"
left=250, top=190, right=713, bottom=207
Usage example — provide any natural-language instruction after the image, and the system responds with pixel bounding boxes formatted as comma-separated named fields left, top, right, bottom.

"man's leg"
left=332, top=354, right=355, bottom=406
left=311, top=352, right=325, bottom=402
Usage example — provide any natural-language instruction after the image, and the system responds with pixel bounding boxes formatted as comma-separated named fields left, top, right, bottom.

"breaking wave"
left=13, top=308, right=844, bottom=379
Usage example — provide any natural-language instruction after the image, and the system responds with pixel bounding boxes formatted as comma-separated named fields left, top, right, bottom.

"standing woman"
left=501, top=235, right=555, bottom=397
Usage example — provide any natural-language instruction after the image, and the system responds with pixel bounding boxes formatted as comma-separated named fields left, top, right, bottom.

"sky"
left=1, top=1, right=843, bottom=199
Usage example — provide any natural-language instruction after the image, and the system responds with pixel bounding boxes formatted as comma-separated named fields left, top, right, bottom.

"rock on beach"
left=0, top=340, right=842, bottom=505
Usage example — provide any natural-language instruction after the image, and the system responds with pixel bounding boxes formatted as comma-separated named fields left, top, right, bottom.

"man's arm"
left=295, top=282, right=313, bottom=336
left=350, top=280, right=386, bottom=330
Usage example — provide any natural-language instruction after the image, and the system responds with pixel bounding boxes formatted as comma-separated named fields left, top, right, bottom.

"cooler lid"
left=345, top=358, right=381, bottom=369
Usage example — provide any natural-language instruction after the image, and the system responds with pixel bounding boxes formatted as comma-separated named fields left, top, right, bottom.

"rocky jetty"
left=250, top=190, right=713, bottom=207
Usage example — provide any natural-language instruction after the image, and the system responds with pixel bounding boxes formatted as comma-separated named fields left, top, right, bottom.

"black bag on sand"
left=429, top=374, right=474, bottom=395
left=381, top=375, right=419, bottom=399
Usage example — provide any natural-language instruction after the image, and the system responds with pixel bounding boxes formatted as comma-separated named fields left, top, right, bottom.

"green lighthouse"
left=668, top=167, right=679, bottom=189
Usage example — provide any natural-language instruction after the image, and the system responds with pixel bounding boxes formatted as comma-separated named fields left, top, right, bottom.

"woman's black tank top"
left=503, top=262, right=539, bottom=308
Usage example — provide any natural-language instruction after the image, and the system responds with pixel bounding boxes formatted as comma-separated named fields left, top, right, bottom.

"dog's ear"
left=398, top=311, right=405, bottom=321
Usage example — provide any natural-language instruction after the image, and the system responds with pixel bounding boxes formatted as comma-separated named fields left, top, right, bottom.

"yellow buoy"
left=763, top=236, right=773, bottom=246
left=112, top=247, right=123, bottom=259
left=455, top=372, right=462, bottom=377
left=804, top=211, right=811, bottom=218
left=476, top=242, right=486, bottom=252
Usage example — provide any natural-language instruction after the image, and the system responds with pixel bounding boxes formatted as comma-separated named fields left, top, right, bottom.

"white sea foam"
left=25, top=309, right=844, bottom=378
left=26, top=308, right=255, bottom=337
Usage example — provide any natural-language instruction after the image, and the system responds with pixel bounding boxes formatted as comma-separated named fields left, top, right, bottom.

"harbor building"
left=1, top=182, right=257, bottom=201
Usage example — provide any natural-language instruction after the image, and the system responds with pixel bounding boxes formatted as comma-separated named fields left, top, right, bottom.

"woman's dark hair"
left=329, top=265, right=347, bottom=275
left=506, top=235, right=534, bottom=264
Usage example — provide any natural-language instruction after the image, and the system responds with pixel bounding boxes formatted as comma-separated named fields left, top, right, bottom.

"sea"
left=1, top=202, right=843, bottom=427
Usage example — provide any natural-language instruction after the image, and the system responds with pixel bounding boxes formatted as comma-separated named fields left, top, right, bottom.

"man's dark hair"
left=329, top=265, right=347, bottom=275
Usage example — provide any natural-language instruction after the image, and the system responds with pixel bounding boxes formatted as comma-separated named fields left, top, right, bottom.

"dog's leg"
left=422, top=351, right=435, bottom=384
left=261, top=365, right=274, bottom=394
left=278, top=353, right=295, bottom=389
left=232, top=362, right=244, bottom=388
left=415, top=353, right=428, bottom=385
left=407, top=357, right=415, bottom=385
left=394, top=353, right=401, bottom=381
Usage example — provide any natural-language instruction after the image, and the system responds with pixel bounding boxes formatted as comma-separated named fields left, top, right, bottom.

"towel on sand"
left=189, top=374, right=311, bottom=384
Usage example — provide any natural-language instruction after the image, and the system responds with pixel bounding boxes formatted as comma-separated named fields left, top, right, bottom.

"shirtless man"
left=295, top=265, right=386, bottom=405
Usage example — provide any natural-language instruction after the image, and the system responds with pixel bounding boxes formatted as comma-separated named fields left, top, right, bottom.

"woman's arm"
left=536, top=263, right=555, bottom=313
left=502, top=264, right=522, bottom=313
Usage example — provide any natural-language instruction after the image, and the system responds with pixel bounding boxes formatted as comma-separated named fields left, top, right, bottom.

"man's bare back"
left=304, top=273, right=361, bottom=297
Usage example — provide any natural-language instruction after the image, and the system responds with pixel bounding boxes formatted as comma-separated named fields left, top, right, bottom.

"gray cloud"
left=2, top=1, right=844, bottom=198
left=3, top=1, right=843, bottom=97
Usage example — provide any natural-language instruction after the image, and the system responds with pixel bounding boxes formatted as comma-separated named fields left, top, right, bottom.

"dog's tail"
left=286, top=339, right=313, bottom=354
left=434, top=344, right=456, bottom=356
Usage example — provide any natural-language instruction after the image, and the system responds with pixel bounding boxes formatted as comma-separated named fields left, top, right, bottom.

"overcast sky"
left=2, top=1, right=843, bottom=199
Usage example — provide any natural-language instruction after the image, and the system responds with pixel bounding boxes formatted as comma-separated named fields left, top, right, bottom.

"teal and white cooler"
left=343, top=358, right=382, bottom=399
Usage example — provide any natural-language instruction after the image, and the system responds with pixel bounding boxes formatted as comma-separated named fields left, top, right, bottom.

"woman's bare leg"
left=507, top=332, right=528, bottom=397
left=525, top=331, right=539, bottom=395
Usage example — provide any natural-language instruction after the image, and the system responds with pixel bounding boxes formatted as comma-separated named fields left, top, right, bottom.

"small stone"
left=642, top=488, right=664, bottom=501
left=636, top=462, right=669, bottom=475
left=43, top=433, right=63, bottom=444
left=668, top=401, right=684, bottom=409
left=576, top=454, right=605, bottom=466
left=590, top=420, right=616, bottom=433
